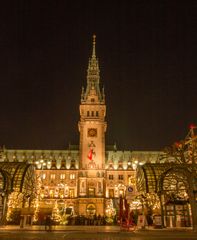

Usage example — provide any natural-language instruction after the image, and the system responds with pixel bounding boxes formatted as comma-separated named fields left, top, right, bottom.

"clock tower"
left=78, top=35, right=107, bottom=171
left=78, top=36, right=106, bottom=215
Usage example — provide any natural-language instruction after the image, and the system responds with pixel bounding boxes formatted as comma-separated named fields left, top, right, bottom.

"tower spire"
left=81, top=35, right=105, bottom=103
left=92, top=34, right=96, bottom=58
left=87, top=34, right=99, bottom=83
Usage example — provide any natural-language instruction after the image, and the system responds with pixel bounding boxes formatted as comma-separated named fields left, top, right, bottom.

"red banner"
left=88, top=149, right=93, bottom=160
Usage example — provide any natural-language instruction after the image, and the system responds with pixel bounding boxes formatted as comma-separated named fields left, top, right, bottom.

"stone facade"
left=0, top=36, right=161, bottom=220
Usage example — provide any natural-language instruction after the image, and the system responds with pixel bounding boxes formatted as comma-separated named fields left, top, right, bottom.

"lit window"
left=50, top=174, right=56, bottom=180
left=69, top=189, right=75, bottom=198
left=60, top=174, right=65, bottom=180
left=128, top=175, right=132, bottom=185
left=88, top=188, right=95, bottom=197
left=109, top=175, right=113, bottom=180
left=42, top=173, right=46, bottom=180
left=70, top=173, right=75, bottom=180
left=49, top=189, right=54, bottom=198
left=118, top=175, right=124, bottom=180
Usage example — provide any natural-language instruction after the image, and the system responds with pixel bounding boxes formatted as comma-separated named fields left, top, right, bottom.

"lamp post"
left=33, top=159, right=49, bottom=224
left=35, top=159, right=49, bottom=182
left=131, top=159, right=147, bottom=228
left=0, top=191, right=7, bottom=225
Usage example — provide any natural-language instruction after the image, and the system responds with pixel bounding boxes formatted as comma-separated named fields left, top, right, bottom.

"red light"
left=175, top=142, right=180, bottom=147
left=189, top=124, right=196, bottom=129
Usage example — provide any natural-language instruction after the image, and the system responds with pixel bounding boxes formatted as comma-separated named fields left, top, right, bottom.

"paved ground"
left=0, top=230, right=196, bottom=240
left=0, top=226, right=196, bottom=240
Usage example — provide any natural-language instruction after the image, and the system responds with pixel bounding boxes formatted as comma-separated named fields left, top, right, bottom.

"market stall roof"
left=0, top=162, right=35, bottom=194
left=136, top=163, right=197, bottom=193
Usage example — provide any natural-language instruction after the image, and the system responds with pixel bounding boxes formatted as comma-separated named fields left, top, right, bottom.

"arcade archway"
left=0, top=162, right=35, bottom=224
left=136, top=163, right=197, bottom=229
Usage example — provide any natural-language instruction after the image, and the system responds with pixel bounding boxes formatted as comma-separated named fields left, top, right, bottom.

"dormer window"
left=91, top=98, right=95, bottom=102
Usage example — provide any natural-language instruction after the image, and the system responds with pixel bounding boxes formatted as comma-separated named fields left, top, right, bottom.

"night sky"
left=0, top=1, right=197, bottom=151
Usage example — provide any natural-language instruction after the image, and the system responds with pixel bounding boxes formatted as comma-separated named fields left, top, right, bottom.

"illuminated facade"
left=0, top=36, right=196, bottom=229
left=0, top=36, right=161, bottom=224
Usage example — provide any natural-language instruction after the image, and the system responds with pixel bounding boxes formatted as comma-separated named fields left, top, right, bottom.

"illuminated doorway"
left=86, top=203, right=96, bottom=216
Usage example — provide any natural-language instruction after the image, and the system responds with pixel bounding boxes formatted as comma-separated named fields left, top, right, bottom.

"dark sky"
left=0, top=0, right=197, bottom=151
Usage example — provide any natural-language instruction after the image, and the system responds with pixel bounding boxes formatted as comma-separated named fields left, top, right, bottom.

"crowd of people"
left=43, top=212, right=155, bottom=231
left=66, top=214, right=111, bottom=226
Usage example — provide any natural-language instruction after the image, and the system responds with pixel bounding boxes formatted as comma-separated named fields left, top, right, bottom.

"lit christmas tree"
left=51, top=201, right=61, bottom=223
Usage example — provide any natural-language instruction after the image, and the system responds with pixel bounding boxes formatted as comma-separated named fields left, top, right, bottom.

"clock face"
left=88, top=128, right=97, bottom=137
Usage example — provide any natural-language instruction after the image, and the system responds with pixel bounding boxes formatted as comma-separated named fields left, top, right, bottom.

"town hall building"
left=1, top=36, right=194, bottom=229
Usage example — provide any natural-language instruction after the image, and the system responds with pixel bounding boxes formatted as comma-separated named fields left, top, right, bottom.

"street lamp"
left=132, top=159, right=144, bottom=170
left=0, top=191, right=7, bottom=225
left=35, top=159, right=47, bottom=181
